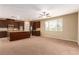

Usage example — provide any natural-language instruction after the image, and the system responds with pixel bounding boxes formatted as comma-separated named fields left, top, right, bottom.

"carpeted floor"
left=0, top=36, right=79, bottom=55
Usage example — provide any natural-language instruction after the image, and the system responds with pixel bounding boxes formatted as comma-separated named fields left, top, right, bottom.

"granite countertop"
left=7, top=30, right=30, bottom=32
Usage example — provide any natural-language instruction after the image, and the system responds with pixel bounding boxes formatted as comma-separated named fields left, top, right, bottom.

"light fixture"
left=10, top=15, right=20, bottom=19
left=38, top=9, right=51, bottom=18
left=11, top=16, right=17, bottom=19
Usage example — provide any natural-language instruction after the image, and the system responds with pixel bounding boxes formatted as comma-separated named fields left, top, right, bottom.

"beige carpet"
left=0, top=36, right=79, bottom=55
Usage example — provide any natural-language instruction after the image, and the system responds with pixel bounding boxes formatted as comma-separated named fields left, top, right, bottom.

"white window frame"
left=45, top=18, right=63, bottom=31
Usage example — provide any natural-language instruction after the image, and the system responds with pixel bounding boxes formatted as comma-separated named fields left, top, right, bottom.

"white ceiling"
left=0, top=4, right=79, bottom=21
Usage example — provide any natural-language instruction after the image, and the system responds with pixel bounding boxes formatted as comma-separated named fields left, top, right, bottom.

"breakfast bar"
left=8, top=31, right=30, bottom=41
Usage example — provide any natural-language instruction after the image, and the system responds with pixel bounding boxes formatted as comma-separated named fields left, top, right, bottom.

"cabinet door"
left=0, top=31, right=7, bottom=38
left=32, top=31, right=40, bottom=36
left=0, top=21, right=7, bottom=28
left=14, top=22, right=19, bottom=28
left=19, top=21, right=24, bottom=30
left=36, top=21, right=40, bottom=28
left=0, top=21, right=3, bottom=27
left=33, top=21, right=40, bottom=29
left=3, top=21, right=8, bottom=28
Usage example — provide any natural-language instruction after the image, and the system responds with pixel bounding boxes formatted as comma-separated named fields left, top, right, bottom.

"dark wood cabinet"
left=9, top=32, right=30, bottom=41
left=19, top=21, right=24, bottom=30
left=19, top=21, right=24, bottom=26
left=32, top=31, right=40, bottom=36
left=0, top=31, right=7, bottom=38
left=32, top=21, right=40, bottom=30
left=14, top=22, right=19, bottom=28
left=35, top=22, right=40, bottom=28
left=0, top=19, right=24, bottom=30
left=0, top=20, right=8, bottom=28
left=0, top=18, right=24, bottom=38
left=30, top=21, right=41, bottom=36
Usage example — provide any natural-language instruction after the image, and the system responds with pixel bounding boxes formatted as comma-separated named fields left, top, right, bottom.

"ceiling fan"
left=38, top=11, right=51, bottom=18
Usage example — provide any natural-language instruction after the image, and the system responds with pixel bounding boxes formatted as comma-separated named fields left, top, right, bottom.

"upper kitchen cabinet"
left=30, top=21, right=41, bottom=36
left=18, top=21, right=24, bottom=31
left=31, top=21, right=40, bottom=30
left=0, top=18, right=24, bottom=31
left=19, top=21, right=24, bottom=26
left=13, top=21, right=19, bottom=28
left=35, top=21, right=40, bottom=28
left=0, top=20, right=8, bottom=28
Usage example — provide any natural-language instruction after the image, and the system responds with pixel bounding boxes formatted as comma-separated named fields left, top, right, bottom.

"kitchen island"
left=8, top=31, right=30, bottom=41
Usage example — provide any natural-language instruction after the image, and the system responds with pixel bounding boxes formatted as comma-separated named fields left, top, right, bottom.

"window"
left=45, top=18, right=63, bottom=31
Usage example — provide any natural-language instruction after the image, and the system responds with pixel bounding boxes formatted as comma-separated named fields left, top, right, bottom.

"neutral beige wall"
left=78, top=12, right=79, bottom=44
left=41, top=13, right=78, bottom=42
